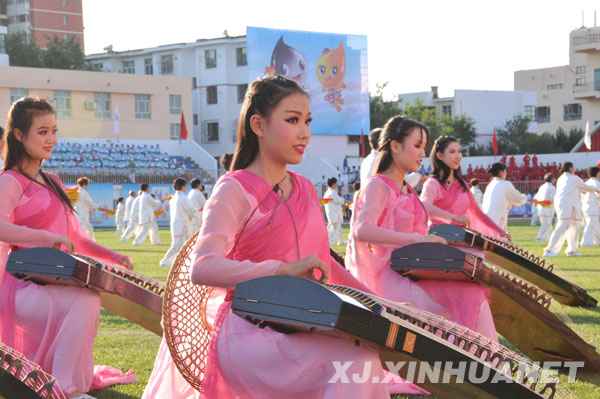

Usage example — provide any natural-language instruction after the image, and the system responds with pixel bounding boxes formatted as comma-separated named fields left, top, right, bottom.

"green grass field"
left=90, top=222, right=600, bottom=398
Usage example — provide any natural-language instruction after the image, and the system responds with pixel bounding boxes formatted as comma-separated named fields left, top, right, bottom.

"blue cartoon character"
left=316, top=41, right=346, bottom=112
left=265, top=36, right=308, bottom=88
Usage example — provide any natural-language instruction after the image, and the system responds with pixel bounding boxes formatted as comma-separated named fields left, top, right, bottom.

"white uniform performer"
left=121, top=193, right=141, bottom=241
left=160, top=191, right=197, bottom=267
left=580, top=174, right=600, bottom=247
left=188, top=186, right=206, bottom=234
left=534, top=180, right=556, bottom=242
left=544, top=169, right=597, bottom=256
left=133, top=189, right=162, bottom=246
left=74, top=184, right=99, bottom=240
left=324, top=184, right=346, bottom=246
left=148, top=203, right=161, bottom=245
left=122, top=191, right=136, bottom=231
left=115, top=200, right=126, bottom=236
left=470, top=186, right=483, bottom=207
left=482, top=177, right=527, bottom=231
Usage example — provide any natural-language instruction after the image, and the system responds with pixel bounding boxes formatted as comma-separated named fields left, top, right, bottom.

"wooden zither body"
left=6, top=247, right=164, bottom=335
left=391, top=242, right=600, bottom=372
left=232, top=275, right=573, bottom=399
left=429, top=224, right=597, bottom=307
left=0, top=343, right=66, bottom=399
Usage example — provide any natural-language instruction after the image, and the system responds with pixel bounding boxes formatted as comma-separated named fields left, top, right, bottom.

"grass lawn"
left=91, top=222, right=600, bottom=398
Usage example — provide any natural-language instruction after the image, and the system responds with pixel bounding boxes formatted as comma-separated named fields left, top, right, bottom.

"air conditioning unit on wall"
left=85, top=100, right=97, bottom=110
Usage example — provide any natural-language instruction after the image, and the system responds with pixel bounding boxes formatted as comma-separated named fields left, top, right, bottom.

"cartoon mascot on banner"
left=316, top=41, right=347, bottom=112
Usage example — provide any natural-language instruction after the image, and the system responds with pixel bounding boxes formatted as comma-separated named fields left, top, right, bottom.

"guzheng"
left=232, top=275, right=574, bottom=399
left=6, top=247, right=164, bottom=336
left=0, top=343, right=66, bottom=399
left=429, top=224, right=597, bottom=308
left=390, top=242, right=600, bottom=372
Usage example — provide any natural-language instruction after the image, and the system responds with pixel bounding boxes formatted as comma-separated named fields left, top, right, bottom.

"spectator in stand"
left=220, top=153, right=233, bottom=172
left=74, top=177, right=100, bottom=241
left=343, top=156, right=348, bottom=170
left=470, top=178, right=483, bottom=207
left=324, top=177, right=346, bottom=246
left=467, top=164, right=473, bottom=177
left=544, top=162, right=598, bottom=257
left=500, top=153, right=507, bottom=165
left=534, top=174, right=556, bottom=242
left=481, top=162, right=527, bottom=232
left=509, top=155, right=516, bottom=167
left=115, top=197, right=126, bottom=236
left=581, top=167, right=600, bottom=247
left=532, top=154, right=538, bottom=167
left=360, top=127, right=382, bottom=183
left=337, top=173, right=345, bottom=193
left=523, top=153, right=530, bottom=168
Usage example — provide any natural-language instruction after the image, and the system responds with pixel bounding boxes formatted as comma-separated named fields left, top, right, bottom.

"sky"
left=82, top=0, right=600, bottom=99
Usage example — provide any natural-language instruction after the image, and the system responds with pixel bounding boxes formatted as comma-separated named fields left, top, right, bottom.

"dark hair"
left=470, top=178, right=479, bottom=187
left=129, top=190, right=136, bottom=196
left=0, top=126, right=4, bottom=139
left=544, top=173, right=554, bottom=183
left=560, top=162, right=574, bottom=175
left=190, top=178, right=201, bottom=189
left=219, top=153, right=233, bottom=172
left=430, top=135, right=468, bottom=191
left=117, top=197, right=124, bottom=203
left=588, top=166, right=600, bottom=178
left=230, top=75, right=308, bottom=171
left=373, top=116, right=429, bottom=175
left=173, top=177, right=187, bottom=190
left=4, top=96, right=73, bottom=211
left=77, top=176, right=90, bottom=186
left=487, top=162, right=506, bottom=177
left=140, top=183, right=149, bottom=192
left=368, top=128, right=382, bottom=150
left=327, top=177, right=337, bottom=187
left=353, top=181, right=360, bottom=191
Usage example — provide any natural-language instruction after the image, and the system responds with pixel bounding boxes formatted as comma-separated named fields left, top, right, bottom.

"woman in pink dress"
left=346, top=117, right=497, bottom=340
left=420, top=135, right=506, bottom=237
left=0, top=97, right=133, bottom=399
left=144, top=76, right=405, bottom=399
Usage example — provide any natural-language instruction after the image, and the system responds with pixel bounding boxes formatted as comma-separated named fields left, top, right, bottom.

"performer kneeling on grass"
left=0, top=97, right=134, bottom=399
left=544, top=162, right=599, bottom=257
left=534, top=173, right=556, bottom=242
left=324, top=176, right=347, bottom=246
left=481, top=162, right=527, bottom=232
left=159, top=178, right=196, bottom=268
left=143, top=75, right=405, bottom=399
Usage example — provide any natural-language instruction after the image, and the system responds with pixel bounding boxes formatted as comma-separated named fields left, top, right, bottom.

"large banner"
left=247, top=27, right=369, bottom=136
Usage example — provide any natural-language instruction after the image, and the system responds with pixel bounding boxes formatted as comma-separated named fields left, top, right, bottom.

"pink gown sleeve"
left=420, top=178, right=455, bottom=222
left=354, top=178, right=422, bottom=247
left=190, top=178, right=282, bottom=290
left=465, top=189, right=506, bottom=236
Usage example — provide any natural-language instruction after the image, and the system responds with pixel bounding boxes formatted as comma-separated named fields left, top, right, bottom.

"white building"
left=514, top=26, right=600, bottom=135
left=398, top=87, right=537, bottom=146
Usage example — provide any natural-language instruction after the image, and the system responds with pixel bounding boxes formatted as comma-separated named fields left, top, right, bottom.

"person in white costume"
left=148, top=194, right=161, bottom=245
left=74, top=176, right=99, bottom=240
left=324, top=177, right=346, bottom=246
left=133, top=183, right=165, bottom=246
left=121, top=190, right=141, bottom=241
left=481, top=162, right=527, bottom=232
left=122, top=190, right=137, bottom=233
left=580, top=166, right=600, bottom=247
left=469, top=178, right=483, bottom=207
left=114, top=197, right=126, bottom=236
left=160, top=178, right=197, bottom=267
left=187, top=178, right=206, bottom=234
left=544, top=162, right=598, bottom=257
left=534, top=173, right=556, bottom=242
left=360, top=128, right=381, bottom=184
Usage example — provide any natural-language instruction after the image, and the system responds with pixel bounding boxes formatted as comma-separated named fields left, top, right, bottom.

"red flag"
left=360, top=128, right=365, bottom=157
left=180, top=111, right=188, bottom=140
left=492, top=128, right=498, bottom=156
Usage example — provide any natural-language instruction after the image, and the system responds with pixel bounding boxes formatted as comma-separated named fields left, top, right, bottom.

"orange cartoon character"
left=316, top=41, right=346, bottom=112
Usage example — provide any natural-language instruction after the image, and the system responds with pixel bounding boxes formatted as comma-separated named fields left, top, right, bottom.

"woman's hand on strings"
left=116, top=255, right=134, bottom=270
left=277, top=254, right=330, bottom=284
left=423, top=234, right=447, bottom=245
left=52, top=235, right=77, bottom=254
left=451, top=215, right=470, bottom=228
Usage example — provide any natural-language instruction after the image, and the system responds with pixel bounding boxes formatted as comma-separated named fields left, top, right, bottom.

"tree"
left=5, top=32, right=91, bottom=70
left=5, top=32, right=43, bottom=67
left=442, top=113, right=478, bottom=147
left=403, top=98, right=443, bottom=144
left=369, top=82, right=400, bottom=130
left=496, top=114, right=531, bottom=154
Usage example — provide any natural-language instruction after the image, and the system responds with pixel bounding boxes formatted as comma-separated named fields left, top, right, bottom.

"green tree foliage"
left=496, top=114, right=531, bottom=154
left=5, top=33, right=91, bottom=70
left=5, top=32, right=43, bottom=67
left=369, top=82, right=400, bottom=130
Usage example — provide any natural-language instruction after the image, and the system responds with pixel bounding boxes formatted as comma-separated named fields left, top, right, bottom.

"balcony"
left=573, top=34, right=600, bottom=53
left=573, top=82, right=600, bottom=100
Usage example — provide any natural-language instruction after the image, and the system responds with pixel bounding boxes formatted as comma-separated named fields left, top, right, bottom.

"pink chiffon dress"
left=420, top=177, right=505, bottom=237
left=0, top=170, right=125, bottom=395
left=144, top=170, right=402, bottom=399
left=345, top=174, right=498, bottom=341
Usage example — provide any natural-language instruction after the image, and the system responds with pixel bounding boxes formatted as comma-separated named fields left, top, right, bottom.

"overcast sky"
left=82, top=0, right=600, bottom=98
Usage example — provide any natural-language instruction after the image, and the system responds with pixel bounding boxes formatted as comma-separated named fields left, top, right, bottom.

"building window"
left=144, top=58, right=153, bottom=75
left=63, top=0, right=67, bottom=5
left=10, top=88, right=28, bottom=104
left=524, top=105, right=535, bottom=120
left=206, top=86, right=218, bottom=104
left=63, top=15, right=67, bottom=25
left=53, top=90, right=71, bottom=118
left=92, top=62, right=103, bottom=71
left=0, top=34, right=5, bottom=54
left=193, top=114, right=198, bottom=125
left=206, top=122, right=219, bottom=142
left=236, top=47, right=247, bottom=66
left=135, top=94, right=151, bottom=119
left=547, top=84, right=563, bottom=90
left=205, top=49, right=216, bottom=69
left=192, top=77, right=197, bottom=88
left=121, top=60, right=135, bottom=74
left=63, top=34, right=68, bottom=41
left=576, top=66, right=586, bottom=75
left=576, top=78, right=586, bottom=86
left=169, top=95, right=181, bottom=115
left=170, top=124, right=181, bottom=140
left=94, top=92, right=111, bottom=119
left=535, top=106, right=550, bottom=123
left=161, top=54, right=173, bottom=74
left=441, top=105, right=452, bottom=116
left=564, top=103, right=582, bottom=121
left=237, top=84, right=248, bottom=103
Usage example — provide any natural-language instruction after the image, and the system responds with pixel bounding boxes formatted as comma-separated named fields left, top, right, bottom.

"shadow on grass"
left=91, top=387, right=140, bottom=399
left=569, top=308, right=600, bottom=325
